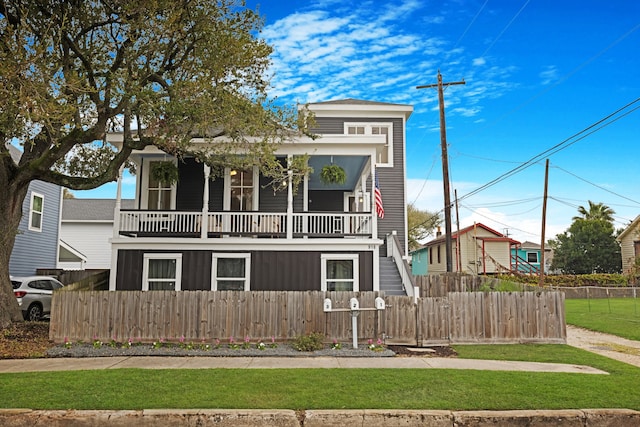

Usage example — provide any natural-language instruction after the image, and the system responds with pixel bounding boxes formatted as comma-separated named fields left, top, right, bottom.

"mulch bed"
left=1, top=322, right=459, bottom=359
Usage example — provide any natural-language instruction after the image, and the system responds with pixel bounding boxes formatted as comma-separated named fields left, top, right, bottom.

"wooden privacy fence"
left=50, top=290, right=566, bottom=345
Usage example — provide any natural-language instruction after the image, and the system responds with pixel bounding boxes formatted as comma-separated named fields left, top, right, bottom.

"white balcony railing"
left=118, top=210, right=373, bottom=239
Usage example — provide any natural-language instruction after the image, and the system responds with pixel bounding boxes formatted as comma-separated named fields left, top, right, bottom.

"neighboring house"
left=617, top=215, right=640, bottom=274
left=106, top=99, right=414, bottom=295
left=511, top=241, right=550, bottom=275
left=424, top=223, right=520, bottom=275
left=8, top=145, right=63, bottom=276
left=410, top=246, right=428, bottom=276
left=58, top=198, right=135, bottom=270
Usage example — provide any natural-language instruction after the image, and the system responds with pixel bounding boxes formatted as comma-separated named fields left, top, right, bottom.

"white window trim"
left=28, top=192, right=44, bottom=232
left=526, top=251, right=539, bottom=263
left=142, top=253, right=182, bottom=291
left=211, top=253, right=251, bottom=291
left=223, top=166, right=259, bottom=211
left=321, top=253, right=359, bottom=292
left=344, top=122, right=394, bottom=167
left=141, top=158, right=177, bottom=210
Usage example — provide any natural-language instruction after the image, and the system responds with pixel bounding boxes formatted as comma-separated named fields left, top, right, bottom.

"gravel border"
left=46, top=343, right=396, bottom=358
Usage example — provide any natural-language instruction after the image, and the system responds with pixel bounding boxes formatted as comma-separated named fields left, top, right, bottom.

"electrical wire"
left=458, top=96, right=640, bottom=202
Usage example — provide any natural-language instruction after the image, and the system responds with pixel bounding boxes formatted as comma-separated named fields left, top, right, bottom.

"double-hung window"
left=321, top=254, right=359, bottom=292
left=147, top=161, right=173, bottom=210
left=345, top=122, right=393, bottom=167
left=212, top=253, right=251, bottom=291
left=29, top=192, right=44, bottom=232
left=142, top=254, right=182, bottom=291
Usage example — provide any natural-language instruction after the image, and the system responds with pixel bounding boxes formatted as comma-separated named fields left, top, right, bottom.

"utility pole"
left=417, top=71, right=465, bottom=273
left=539, top=159, right=549, bottom=287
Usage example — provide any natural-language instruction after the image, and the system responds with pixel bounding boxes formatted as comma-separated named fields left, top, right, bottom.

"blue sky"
left=79, top=0, right=640, bottom=244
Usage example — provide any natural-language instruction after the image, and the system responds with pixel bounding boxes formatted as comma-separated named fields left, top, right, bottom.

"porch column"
left=286, top=155, right=293, bottom=239
left=112, top=165, right=124, bottom=239
left=201, top=164, right=210, bottom=239
left=109, top=165, right=124, bottom=291
left=371, top=161, right=378, bottom=240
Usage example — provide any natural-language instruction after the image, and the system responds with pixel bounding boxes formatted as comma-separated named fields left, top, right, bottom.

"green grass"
left=1, top=345, right=639, bottom=410
left=565, top=298, right=640, bottom=340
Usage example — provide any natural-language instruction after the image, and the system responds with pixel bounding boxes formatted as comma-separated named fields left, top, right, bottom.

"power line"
left=552, top=165, right=640, bottom=207
left=478, top=0, right=531, bottom=60
left=458, top=96, right=640, bottom=202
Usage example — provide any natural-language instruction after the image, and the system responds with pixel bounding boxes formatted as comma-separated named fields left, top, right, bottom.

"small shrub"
left=292, top=332, right=325, bottom=352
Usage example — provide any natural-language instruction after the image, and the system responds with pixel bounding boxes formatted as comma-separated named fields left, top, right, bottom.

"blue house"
left=8, top=145, right=63, bottom=276
left=410, top=246, right=428, bottom=276
left=511, top=241, right=543, bottom=274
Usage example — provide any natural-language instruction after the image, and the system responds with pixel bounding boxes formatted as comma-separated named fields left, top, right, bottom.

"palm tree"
left=573, top=200, right=615, bottom=222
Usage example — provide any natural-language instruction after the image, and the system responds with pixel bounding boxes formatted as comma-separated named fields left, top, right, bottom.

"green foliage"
left=319, top=164, right=347, bottom=185
left=550, top=218, right=621, bottom=274
left=292, top=332, right=325, bottom=351
left=477, top=280, right=525, bottom=292
left=496, top=273, right=631, bottom=287
left=150, top=161, right=179, bottom=185
left=407, top=204, right=441, bottom=251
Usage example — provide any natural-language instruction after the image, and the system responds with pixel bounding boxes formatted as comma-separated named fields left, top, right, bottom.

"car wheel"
left=25, top=304, right=43, bottom=321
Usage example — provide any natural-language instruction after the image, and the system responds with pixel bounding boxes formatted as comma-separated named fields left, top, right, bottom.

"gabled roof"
left=519, top=241, right=541, bottom=249
left=425, top=223, right=520, bottom=247
left=617, top=215, right=640, bottom=241
left=6, top=143, right=22, bottom=163
left=62, top=199, right=135, bottom=221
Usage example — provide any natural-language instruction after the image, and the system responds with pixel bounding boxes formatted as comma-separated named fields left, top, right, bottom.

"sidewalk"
left=0, top=355, right=607, bottom=374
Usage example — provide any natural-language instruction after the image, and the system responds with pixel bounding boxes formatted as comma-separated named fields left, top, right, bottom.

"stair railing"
left=386, top=231, right=418, bottom=301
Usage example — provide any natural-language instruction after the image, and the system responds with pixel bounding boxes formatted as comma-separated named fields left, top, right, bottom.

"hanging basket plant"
left=151, top=161, right=179, bottom=185
left=319, top=164, right=347, bottom=185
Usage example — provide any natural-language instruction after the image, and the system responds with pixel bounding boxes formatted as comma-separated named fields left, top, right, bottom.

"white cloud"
left=539, top=65, right=559, bottom=85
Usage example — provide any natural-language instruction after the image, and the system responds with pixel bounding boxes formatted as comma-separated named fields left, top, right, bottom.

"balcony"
left=117, top=210, right=374, bottom=239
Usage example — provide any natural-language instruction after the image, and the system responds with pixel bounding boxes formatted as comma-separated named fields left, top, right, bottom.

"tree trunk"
left=0, top=181, right=29, bottom=329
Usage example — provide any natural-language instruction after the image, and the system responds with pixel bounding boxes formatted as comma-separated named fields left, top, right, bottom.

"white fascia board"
left=111, top=238, right=383, bottom=252
left=307, top=104, right=413, bottom=120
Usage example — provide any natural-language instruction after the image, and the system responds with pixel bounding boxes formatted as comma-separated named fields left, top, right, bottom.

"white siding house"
left=617, top=215, right=640, bottom=274
left=58, top=199, right=134, bottom=270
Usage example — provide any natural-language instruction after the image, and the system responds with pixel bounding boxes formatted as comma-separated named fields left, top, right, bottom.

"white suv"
left=11, top=276, right=65, bottom=321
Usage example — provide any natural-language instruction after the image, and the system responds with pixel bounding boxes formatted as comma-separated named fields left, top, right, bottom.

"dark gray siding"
left=176, top=160, right=303, bottom=213
left=10, top=180, right=61, bottom=276
left=116, top=250, right=373, bottom=291
left=313, top=117, right=407, bottom=254
left=308, top=190, right=343, bottom=211
left=176, top=158, right=204, bottom=211
left=208, top=178, right=224, bottom=211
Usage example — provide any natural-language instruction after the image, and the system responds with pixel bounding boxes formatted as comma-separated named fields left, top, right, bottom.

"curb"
left=1, top=408, right=639, bottom=426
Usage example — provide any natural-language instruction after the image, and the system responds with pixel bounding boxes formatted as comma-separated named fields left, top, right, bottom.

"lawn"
left=2, top=298, right=639, bottom=411
left=1, top=345, right=639, bottom=411
left=565, top=297, right=640, bottom=340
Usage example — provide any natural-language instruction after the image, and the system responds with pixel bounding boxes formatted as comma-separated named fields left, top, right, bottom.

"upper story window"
left=29, top=192, right=44, bottom=232
left=345, top=122, right=393, bottom=167
left=147, top=160, right=174, bottom=210
left=224, top=167, right=259, bottom=211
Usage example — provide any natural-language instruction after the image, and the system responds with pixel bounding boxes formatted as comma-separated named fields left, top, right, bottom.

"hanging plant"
left=151, top=161, right=179, bottom=185
left=319, top=164, right=347, bottom=185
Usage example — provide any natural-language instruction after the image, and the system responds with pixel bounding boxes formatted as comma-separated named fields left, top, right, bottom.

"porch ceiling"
left=307, top=155, right=368, bottom=190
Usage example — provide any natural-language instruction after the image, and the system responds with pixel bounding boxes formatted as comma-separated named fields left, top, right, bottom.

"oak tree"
left=0, top=0, right=306, bottom=328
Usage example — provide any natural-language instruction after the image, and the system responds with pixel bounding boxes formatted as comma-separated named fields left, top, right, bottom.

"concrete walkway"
left=0, top=355, right=607, bottom=374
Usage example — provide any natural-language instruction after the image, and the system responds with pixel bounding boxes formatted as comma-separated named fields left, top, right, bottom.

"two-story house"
left=8, top=144, right=63, bottom=276
left=106, top=99, right=414, bottom=295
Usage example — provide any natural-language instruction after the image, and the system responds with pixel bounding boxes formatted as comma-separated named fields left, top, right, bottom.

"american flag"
left=375, top=173, right=384, bottom=219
